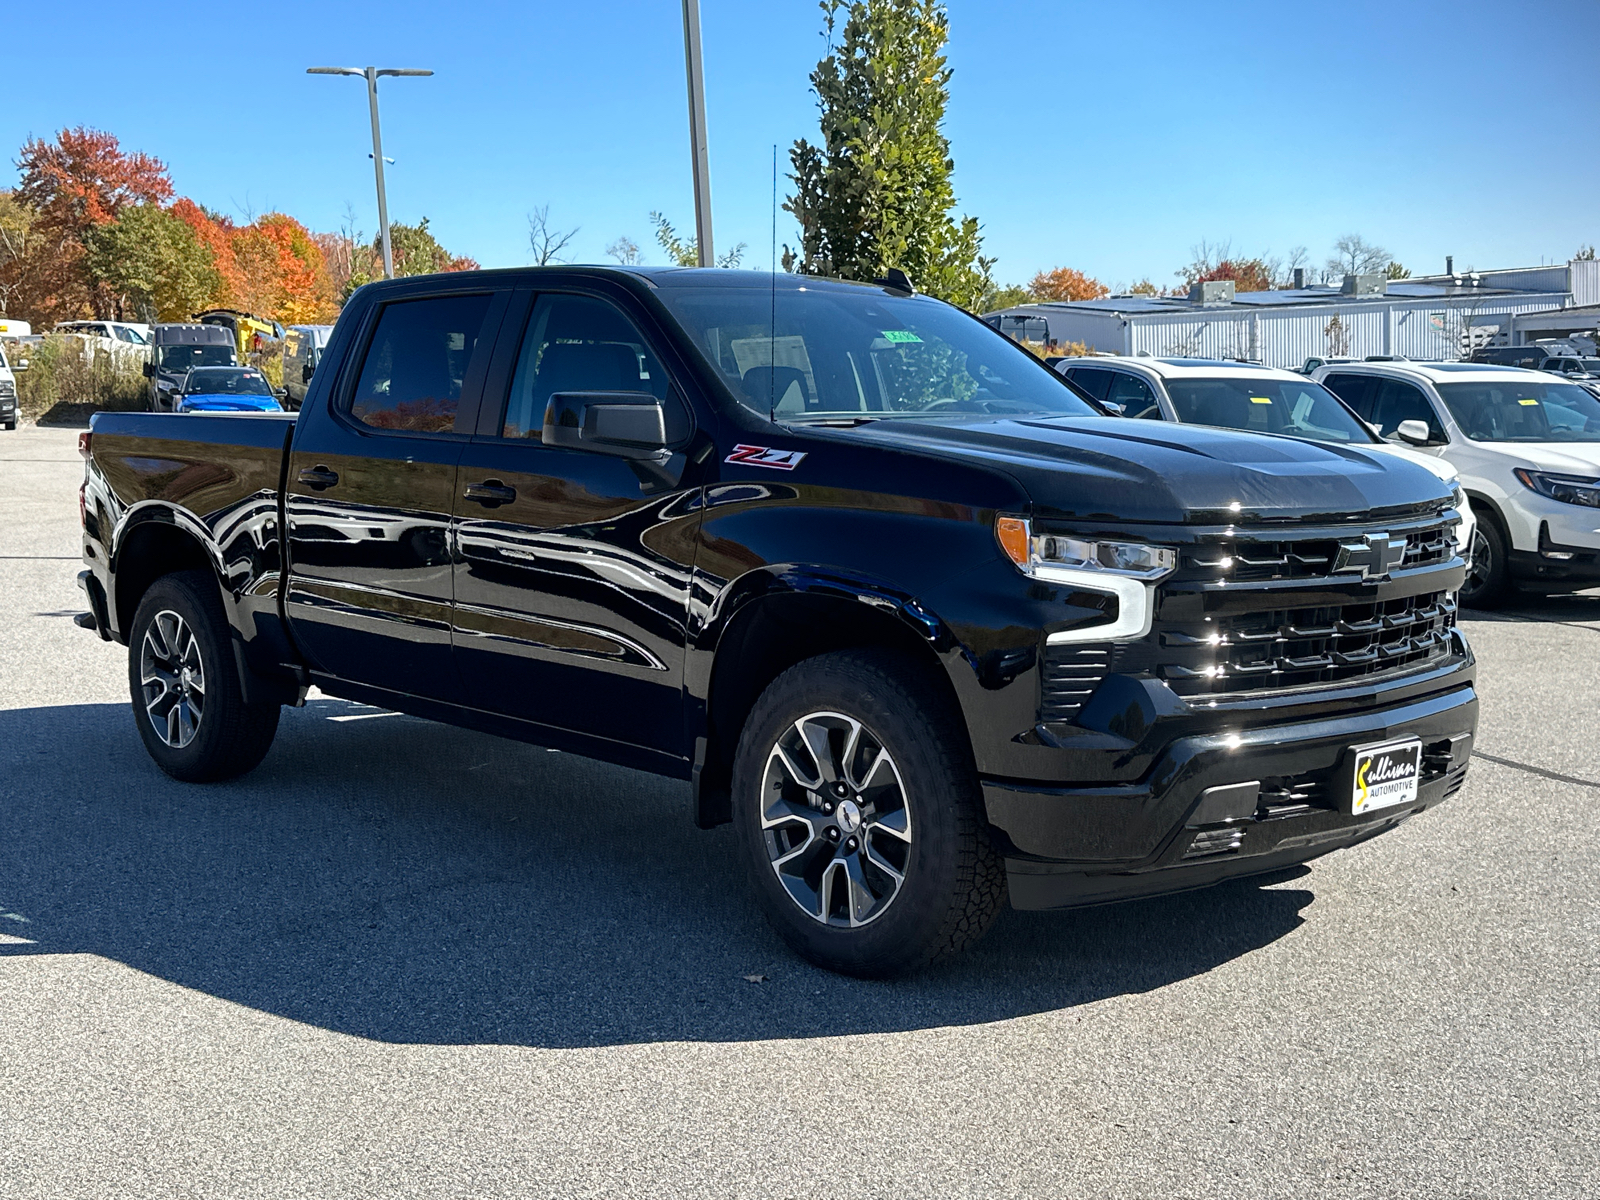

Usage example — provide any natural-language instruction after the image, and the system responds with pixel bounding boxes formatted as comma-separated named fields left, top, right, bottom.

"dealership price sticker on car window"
left=1347, top=738, right=1423, bottom=814
left=881, top=330, right=922, bottom=343
left=1250, top=396, right=1273, bottom=404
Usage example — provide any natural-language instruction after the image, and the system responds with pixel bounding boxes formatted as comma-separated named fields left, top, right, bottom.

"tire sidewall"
left=128, top=572, right=239, bottom=778
left=731, top=652, right=979, bottom=977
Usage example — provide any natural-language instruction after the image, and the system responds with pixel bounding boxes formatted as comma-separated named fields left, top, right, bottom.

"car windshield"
left=161, top=344, right=235, bottom=371
left=1165, top=376, right=1378, bottom=444
left=1437, top=380, right=1600, bottom=442
left=183, top=367, right=271, bottom=395
left=1575, top=359, right=1600, bottom=374
left=654, top=282, right=1098, bottom=421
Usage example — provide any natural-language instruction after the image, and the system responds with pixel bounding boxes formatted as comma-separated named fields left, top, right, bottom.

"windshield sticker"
left=726, top=444, right=807, bottom=471
left=881, top=330, right=922, bottom=343
left=1518, top=398, right=1540, bottom=406
left=1249, top=396, right=1273, bottom=404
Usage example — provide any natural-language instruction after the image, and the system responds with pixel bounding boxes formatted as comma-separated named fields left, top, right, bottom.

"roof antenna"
left=770, top=142, right=778, bottom=425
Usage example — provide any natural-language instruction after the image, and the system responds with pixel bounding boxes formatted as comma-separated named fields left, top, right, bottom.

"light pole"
left=680, top=0, right=714, bottom=268
left=307, top=66, right=433, bottom=279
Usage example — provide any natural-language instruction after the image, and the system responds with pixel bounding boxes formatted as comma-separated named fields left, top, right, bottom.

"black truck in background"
left=77, top=267, right=1478, bottom=976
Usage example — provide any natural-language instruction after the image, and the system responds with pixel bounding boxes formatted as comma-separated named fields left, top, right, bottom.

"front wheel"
left=128, top=569, right=280, bottom=781
left=732, top=650, right=1006, bottom=977
left=1461, top=516, right=1511, bottom=609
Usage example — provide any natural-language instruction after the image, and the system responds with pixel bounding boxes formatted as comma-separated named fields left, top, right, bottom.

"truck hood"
left=177, top=394, right=283, bottom=413
left=834, top=415, right=1451, bottom=525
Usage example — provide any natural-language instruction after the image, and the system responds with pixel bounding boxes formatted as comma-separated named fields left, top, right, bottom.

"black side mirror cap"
left=141, top=361, right=156, bottom=378
left=543, top=391, right=668, bottom=459
left=302, top=363, right=314, bottom=383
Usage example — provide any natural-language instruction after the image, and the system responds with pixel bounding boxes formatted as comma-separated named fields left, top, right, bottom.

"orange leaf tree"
left=1028, top=267, right=1109, bottom=302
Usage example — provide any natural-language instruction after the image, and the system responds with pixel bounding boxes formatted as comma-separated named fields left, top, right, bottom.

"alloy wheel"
left=1465, top=528, right=1492, bottom=600
left=760, top=711, right=912, bottom=927
left=140, top=609, right=206, bottom=748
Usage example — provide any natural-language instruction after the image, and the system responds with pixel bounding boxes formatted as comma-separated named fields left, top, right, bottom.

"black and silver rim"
left=760, top=711, right=912, bottom=927
left=140, top=609, right=205, bottom=748
left=1465, top=528, right=1492, bottom=599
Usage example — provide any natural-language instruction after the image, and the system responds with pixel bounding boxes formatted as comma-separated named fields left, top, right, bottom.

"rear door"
left=285, top=286, right=510, bottom=701
left=448, top=287, right=703, bottom=759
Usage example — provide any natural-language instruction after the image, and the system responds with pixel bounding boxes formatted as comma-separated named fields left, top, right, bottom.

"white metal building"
left=984, top=260, right=1600, bottom=371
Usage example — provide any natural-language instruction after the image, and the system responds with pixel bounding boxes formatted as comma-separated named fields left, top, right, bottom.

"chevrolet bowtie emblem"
left=1334, top=532, right=1407, bottom=579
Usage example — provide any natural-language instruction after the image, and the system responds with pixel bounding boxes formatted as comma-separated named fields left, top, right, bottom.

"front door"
left=285, top=288, right=508, bottom=701
left=449, top=290, right=704, bottom=760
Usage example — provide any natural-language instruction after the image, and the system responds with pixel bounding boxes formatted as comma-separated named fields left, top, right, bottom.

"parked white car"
left=1313, top=362, right=1600, bottom=607
left=1054, top=354, right=1475, bottom=558
left=53, top=320, right=153, bottom=366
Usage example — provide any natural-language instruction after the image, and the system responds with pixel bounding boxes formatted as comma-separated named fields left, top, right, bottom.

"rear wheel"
left=1461, top=515, right=1511, bottom=608
left=732, top=650, right=1006, bottom=977
left=127, top=570, right=280, bottom=781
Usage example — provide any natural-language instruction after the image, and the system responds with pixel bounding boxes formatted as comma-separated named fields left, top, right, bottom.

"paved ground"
left=2, top=423, right=1595, bottom=1198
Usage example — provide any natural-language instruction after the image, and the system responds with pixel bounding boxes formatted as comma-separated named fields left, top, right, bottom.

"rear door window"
left=347, top=294, right=495, bottom=433
left=1065, top=367, right=1114, bottom=402
left=1322, top=373, right=1377, bottom=420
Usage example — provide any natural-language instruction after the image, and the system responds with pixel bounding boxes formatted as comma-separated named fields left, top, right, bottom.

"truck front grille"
left=1159, top=591, right=1457, bottom=697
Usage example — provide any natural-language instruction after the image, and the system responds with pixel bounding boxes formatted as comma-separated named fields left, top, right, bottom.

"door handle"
left=297, top=465, right=339, bottom=490
left=463, top=480, right=517, bottom=507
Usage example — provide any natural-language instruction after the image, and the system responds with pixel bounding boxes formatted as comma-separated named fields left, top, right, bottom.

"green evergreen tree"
left=784, top=0, right=993, bottom=310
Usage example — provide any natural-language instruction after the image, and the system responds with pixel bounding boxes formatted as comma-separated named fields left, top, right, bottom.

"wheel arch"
left=110, top=505, right=227, bottom=642
left=693, top=567, right=969, bottom=829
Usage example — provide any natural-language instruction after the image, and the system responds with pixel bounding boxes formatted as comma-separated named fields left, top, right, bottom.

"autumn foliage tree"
left=13, top=127, right=174, bottom=321
left=1028, top=267, right=1109, bottom=302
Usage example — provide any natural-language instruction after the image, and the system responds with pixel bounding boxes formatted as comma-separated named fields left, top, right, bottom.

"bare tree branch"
left=528, top=206, right=579, bottom=267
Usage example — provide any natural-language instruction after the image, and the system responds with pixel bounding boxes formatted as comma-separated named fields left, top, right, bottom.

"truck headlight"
left=995, top=516, right=1177, bottom=645
left=996, top=517, right=1177, bottom=581
left=1513, top=468, right=1600, bottom=509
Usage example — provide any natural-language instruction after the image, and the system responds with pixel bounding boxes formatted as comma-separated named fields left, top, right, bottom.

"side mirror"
left=141, top=361, right=156, bottom=378
left=543, top=391, right=668, bottom=459
left=1395, top=419, right=1433, bottom=446
left=13, top=358, right=27, bottom=371
left=1099, top=400, right=1126, bottom=416
left=273, top=387, right=288, bottom=399
left=301, top=363, right=314, bottom=383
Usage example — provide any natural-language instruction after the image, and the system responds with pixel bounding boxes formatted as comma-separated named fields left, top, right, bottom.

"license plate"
left=1347, top=738, right=1423, bottom=815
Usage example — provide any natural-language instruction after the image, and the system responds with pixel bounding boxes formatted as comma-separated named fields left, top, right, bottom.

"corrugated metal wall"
left=1046, top=294, right=1572, bottom=369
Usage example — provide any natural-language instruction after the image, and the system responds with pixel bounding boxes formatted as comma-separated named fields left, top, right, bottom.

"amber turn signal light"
left=995, top=515, right=1031, bottom=568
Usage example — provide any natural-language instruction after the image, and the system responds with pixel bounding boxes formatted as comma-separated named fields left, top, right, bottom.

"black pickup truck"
left=77, top=267, right=1478, bottom=976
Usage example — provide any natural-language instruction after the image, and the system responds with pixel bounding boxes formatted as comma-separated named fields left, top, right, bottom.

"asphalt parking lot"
left=2, top=423, right=1596, bottom=1199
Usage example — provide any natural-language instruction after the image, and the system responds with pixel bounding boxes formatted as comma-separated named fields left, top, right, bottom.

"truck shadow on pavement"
left=1, top=699, right=1314, bottom=1049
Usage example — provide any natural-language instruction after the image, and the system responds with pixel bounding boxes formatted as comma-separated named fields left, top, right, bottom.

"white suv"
left=1313, top=362, right=1600, bottom=606
left=1055, top=354, right=1474, bottom=554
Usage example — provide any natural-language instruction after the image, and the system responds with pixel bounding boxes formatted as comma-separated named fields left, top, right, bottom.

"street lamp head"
left=306, top=67, right=364, bottom=76
left=376, top=69, right=434, bottom=77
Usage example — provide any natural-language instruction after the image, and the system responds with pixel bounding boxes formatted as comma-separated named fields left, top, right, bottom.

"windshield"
left=1436, top=380, right=1600, bottom=442
left=1165, top=376, right=1378, bottom=444
left=654, top=283, right=1097, bottom=421
left=161, top=344, right=235, bottom=371
left=1573, top=359, right=1600, bottom=375
left=184, top=367, right=271, bottom=395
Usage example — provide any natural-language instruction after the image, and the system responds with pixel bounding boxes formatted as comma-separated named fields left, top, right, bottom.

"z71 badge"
left=725, top=444, right=807, bottom=471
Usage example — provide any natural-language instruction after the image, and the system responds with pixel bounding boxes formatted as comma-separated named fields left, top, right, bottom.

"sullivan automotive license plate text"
left=1348, top=738, right=1423, bottom=815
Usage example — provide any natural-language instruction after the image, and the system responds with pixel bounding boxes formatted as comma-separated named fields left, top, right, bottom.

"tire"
left=127, top=569, right=280, bottom=782
left=1461, top=512, right=1512, bottom=609
left=3, top=420, right=15, bottom=431
left=732, top=649, right=1006, bottom=977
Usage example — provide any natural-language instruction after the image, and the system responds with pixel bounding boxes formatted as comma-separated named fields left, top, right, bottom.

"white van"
left=0, top=339, right=25, bottom=430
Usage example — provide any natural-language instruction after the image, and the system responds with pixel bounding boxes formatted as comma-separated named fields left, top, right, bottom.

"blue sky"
left=4, top=0, right=1596, bottom=288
